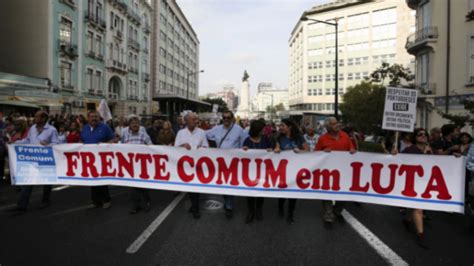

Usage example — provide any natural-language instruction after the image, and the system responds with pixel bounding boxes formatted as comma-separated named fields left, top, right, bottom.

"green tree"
left=340, top=82, right=386, bottom=134
left=201, top=97, right=229, bottom=112
left=369, top=62, right=414, bottom=86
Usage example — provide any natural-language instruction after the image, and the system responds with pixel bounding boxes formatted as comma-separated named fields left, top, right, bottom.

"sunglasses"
left=222, top=116, right=232, bottom=120
left=417, top=133, right=427, bottom=137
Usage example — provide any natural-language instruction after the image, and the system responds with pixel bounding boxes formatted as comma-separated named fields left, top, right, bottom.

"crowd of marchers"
left=0, top=109, right=473, bottom=250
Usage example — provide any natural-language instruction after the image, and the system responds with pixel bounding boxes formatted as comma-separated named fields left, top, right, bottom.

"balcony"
left=84, top=11, right=106, bottom=30
left=113, top=29, right=123, bottom=41
left=127, top=9, right=142, bottom=25
left=61, top=84, right=75, bottom=92
left=128, top=66, right=139, bottom=74
left=418, top=83, right=437, bottom=95
left=108, top=92, right=119, bottom=100
left=406, top=0, right=421, bottom=10
left=59, top=0, right=76, bottom=9
left=405, top=26, right=438, bottom=55
left=86, top=50, right=95, bottom=58
left=142, top=73, right=150, bottom=82
left=128, top=38, right=140, bottom=51
left=142, top=47, right=149, bottom=54
left=111, top=0, right=127, bottom=11
left=58, top=40, right=78, bottom=58
left=106, top=59, right=127, bottom=73
left=143, top=24, right=151, bottom=34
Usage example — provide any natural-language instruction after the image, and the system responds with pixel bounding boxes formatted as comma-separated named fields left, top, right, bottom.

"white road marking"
left=341, top=210, right=408, bottom=266
left=53, top=185, right=70, bottom=191
left=126, top=192, right=186, bottom=254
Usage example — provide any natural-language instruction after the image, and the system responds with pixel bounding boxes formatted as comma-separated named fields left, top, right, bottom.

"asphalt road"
left=0, top=180, right=473, bottom=266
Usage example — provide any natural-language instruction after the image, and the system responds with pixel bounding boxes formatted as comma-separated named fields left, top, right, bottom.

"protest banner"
left=382, top=87, right=418, bottom=132
left=8, top=144, right=465, bottom=213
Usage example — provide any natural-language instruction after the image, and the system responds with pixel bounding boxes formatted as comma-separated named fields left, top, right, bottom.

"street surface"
left=0, top=180, right=473, bottom=266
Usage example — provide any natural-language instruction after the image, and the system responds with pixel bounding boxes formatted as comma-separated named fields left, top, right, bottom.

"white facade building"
left=289, top=0, right=415, bottom=116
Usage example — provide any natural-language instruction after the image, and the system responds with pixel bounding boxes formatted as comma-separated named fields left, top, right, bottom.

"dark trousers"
left=90, top=186, right=110, bottom=205
left=322, top=200, right=346, bottom=217
left=189, top=193, right=200, bottom=211
left=223, top=195, right=234, bottom=210
left=131, top=188, right=150, bottom=209
left=278, top=198, right=296, bottom=216
left=17, top=185, right=52, bottom=210
left=0, top=158, right=5, bottom=178
left=247, top=197, right=264, bottom=213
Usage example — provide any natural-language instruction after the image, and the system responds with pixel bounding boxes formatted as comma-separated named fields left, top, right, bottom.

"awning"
left=0, top=100, right=40, bottom=108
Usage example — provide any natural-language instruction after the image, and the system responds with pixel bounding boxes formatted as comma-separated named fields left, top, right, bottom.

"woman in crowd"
left=398, top=128, right=432, bottom=249
left=57, top=124, right=67, bottom=144
left=66, top=121, right=81, bottom=143
left=9, top=117, right=28, bottom=143
left=157, top=121, right=176, bottom=145
left=459, top=132, right=472, bottom=155
left=274, top=119, right=308, bottom=225
left=242, top=119, right=274, bottom=224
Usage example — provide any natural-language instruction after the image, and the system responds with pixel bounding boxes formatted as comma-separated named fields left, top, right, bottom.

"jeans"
left=247, top=197, right=264, bottom=214
left=278, top=198, right=296, bottom=216
left=90, top=186, right=111, bottom=205
left=223, top=195, right=234, bottom=210
left=17, top=185, right=52, bottom=210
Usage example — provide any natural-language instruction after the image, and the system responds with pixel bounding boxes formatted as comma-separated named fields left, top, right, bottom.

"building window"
left=59, top=17, right=72, bottom=44
left=348, top=58, right=354, bottom=66
left=419, top=2, right=432, bottom=29
left=96, top=2, right=103, bottom=21
left=95, top=71, right=102, bottom=92
left=372, top=8, right=396, bottom=25
left=86, top=31, right=93, bottom=53
left=418, top=53, right=429, bottom=85
left=348, top=73, right=353, bottom=80
left=95, top=35, right=102, bottom=56
left=60, top=61, right=72, bottom=87
left=86, top=68, right=93, bottom=90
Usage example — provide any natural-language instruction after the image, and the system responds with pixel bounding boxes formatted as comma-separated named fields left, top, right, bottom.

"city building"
left=406, top=0, right=474, bottom=129
left=151, top=0, right=209, bottom=116
left=202, top=85, right=238, bottom=112
left=288, top=0, right=416, bottom=119
left=253, top=83, right=289, bottom=112
left=0, top=0, right=152, bottom=117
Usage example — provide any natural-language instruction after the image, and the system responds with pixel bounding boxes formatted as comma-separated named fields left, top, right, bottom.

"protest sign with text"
left=382, top=87, right=418, bottom=132
left=8, top=144, right=465, bottom=213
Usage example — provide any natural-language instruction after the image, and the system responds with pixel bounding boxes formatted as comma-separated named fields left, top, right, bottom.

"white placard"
left=382, top=87, right=418, bottom=132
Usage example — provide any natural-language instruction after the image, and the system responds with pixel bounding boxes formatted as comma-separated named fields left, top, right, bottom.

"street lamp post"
left=301, top=16, right=339, bottom=120
left=186, top=69, right=204, bottom=110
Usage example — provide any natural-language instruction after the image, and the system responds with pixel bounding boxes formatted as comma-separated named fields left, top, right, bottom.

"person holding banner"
left=206, top=110, right=247, bottom=219
left=315, top=117, right=355, bottom=224
left=242, top=119, right=274, bottom=224
left=174, top=112, right=209, bottom=219
left=121, top=115, right=153, bottom=214
left=80, top=110, right=115, bottom=209
left=397, top=128, right=432, bottom=249
left=274, top=118, right=308, bottom=225
left=12, top=111, right=59, bottom=212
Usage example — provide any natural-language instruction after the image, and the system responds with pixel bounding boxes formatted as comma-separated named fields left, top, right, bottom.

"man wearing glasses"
left=206, top=111, right=247, bottom=219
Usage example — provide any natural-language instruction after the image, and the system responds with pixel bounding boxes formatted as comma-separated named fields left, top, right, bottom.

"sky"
left=177, top=0, right=332, bottom=96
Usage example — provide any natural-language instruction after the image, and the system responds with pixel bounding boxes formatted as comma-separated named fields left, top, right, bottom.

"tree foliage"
left=266, top=103, right=286, bottom=116
left=369, top=62, right=414, bottom=86
left=201, top=97, right=229, bottom=112
left=340, top=82, right=385, bottom=134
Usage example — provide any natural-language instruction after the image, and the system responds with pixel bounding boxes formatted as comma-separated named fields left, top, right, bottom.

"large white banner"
left=8, top=144, right=465, bottom=213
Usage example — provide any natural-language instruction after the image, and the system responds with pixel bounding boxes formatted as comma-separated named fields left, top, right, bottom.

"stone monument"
left=236, top=70, right=251, bottom=119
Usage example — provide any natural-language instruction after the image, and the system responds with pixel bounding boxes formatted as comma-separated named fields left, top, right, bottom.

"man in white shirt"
left=174, top=112, right=208, bottom=219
